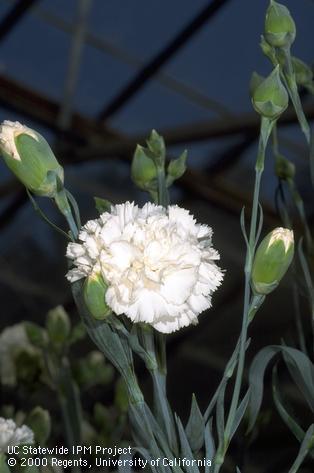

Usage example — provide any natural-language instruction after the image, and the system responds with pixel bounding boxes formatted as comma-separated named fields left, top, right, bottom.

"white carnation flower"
left=0, top=417, right=34, bottom=453
left=66, top=202, right=223, bottom=333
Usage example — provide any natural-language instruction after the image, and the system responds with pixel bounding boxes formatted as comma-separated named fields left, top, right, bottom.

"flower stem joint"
left=265, top=0, right=296, bottom=49
left=0, top=121, right=64, bottom=197
left=251, top=227, right=294, bottom=295
left=251, top=66, right=288, bottom=120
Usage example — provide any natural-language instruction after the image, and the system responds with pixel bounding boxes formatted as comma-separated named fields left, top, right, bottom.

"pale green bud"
left=275, top=155, right=295, bottom=180
left=83, top=272, right=111, bottom=320
left=24, top=322, right=47, bottom=348
left=146, top=129, right=166, bottom=165
left=166, top=150, right=187, bottom=187
left=46, top=305, right=71, bottom=345
left=252, top=66, right=288, bottom=119
left=265, top=0, right=296, bottom=48
left=0, top=121, right=63, bottom=197
left=26, top=407, right=51, bottom=445
left=249, top=72, right=265, bottom=97
left=131, top=144, right=157, bottom=191
left=292, top=57, right=313, bottom=87
left=252, top=227, right=294, bottom=295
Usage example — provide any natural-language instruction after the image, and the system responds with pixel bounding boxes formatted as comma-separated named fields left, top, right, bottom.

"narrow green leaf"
left=281, top=346, right=314, bottom=413
left=288, top=424, right=314, bottom=473
left=94, top=197, right=112, bottom=214
left=166, top=150, right=187, bottom=186
left=272, top=364, right=305, bottom=443
left=216, top=383, right=225, bottom=447
left=133, top=447, right=160, bottom=473
left=175, top=414, right=200, bottom=473
left=204, top=420, right=215, bottom=473
left=185, top=394, right=205, bottom=453
left=247, top=346, right=279, bottom=432
left=230, top=388, right=250, bottom=440
left=204, top=338, right=250, bottom=423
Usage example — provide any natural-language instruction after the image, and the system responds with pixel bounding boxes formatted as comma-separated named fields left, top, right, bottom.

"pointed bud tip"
left=265, top=0, right=296, bottom=48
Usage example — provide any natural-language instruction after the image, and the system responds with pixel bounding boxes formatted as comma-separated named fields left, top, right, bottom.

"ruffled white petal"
left=66, top=202, right=224, bottom=333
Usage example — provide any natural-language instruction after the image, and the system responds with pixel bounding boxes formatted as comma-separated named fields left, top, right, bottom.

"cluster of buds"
left=131, top=129, right=187, bottom=198
left=251, top=1, right=304, bottom=120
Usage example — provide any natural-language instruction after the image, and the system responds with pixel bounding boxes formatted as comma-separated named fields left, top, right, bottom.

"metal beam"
left=0, top=74, right=118, bottom=143
left=74, top=103, right=314, bottom=161
left=0, top=0, right=38, bottom=42
left=57, top=0, right=92, bottom=131
left=98, top=0, right=231, bottom=121
left=0, top=74, right=297, bottom=224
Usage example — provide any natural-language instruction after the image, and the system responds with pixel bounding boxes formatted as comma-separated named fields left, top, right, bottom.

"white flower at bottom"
left=0, top=418, right=34, bottom=453
left=66, top=202, right=224, bottom=333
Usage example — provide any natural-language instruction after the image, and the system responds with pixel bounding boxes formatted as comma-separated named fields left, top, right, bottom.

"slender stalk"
left=43, top=351, right=82, bottom=473
left=281, top=47, right=310, bottom=144
left=213, top=117, right=273, bottom=473
left=157, top=166, right=169, bottom=207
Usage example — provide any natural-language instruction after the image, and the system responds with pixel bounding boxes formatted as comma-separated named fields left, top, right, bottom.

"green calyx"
left=252, top=66, right=288, bottom=119
left=252, top=227, right=294, bottom=295
left=83, top=273, right=112, bottom=320
left=265, top=0, right=296, bottom=48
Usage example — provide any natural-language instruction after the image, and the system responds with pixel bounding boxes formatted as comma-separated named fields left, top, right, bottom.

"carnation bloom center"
left=66, top=202, right=223, bottom=333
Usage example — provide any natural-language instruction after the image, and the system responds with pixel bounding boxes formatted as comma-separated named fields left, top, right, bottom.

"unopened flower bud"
left=292, top=57, right=313, bottom=87
left=252, top=227, right=294, bottom=295
left=275, top=155, right=295, bottom=180
left=0, top=121, right=63, bottom=197
left=26, top=407, right=51, bottom=445
left=131, top=145, right=157, bottom=191
left=249, top=72, right=265, bottom=97
left=265, top=0, right=296, bottom=48
left=83, top=272, right=111, bottom=320
left=46, top=306, right=71, bottom=345
left=146, top=129, right=166, bottom=166
left=252, top=66, right=288, bottom=119
left=166, top=150, right=187, bottom=187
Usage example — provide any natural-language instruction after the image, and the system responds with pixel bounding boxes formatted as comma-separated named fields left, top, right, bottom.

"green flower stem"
left=157, top=166, right=169, bottom=207
left=43, top=351, right=82, bottom=473
left=280, top=47, right=310, bottom=144
left=213, top=117, right=273, bottom=473
left=272, top=125, right=312, bottom=250
left=54, top=188, right=79, bottom=240
left=138, top=326, right=178, bottom=454
left=272, top=126, right=312, bottom=353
